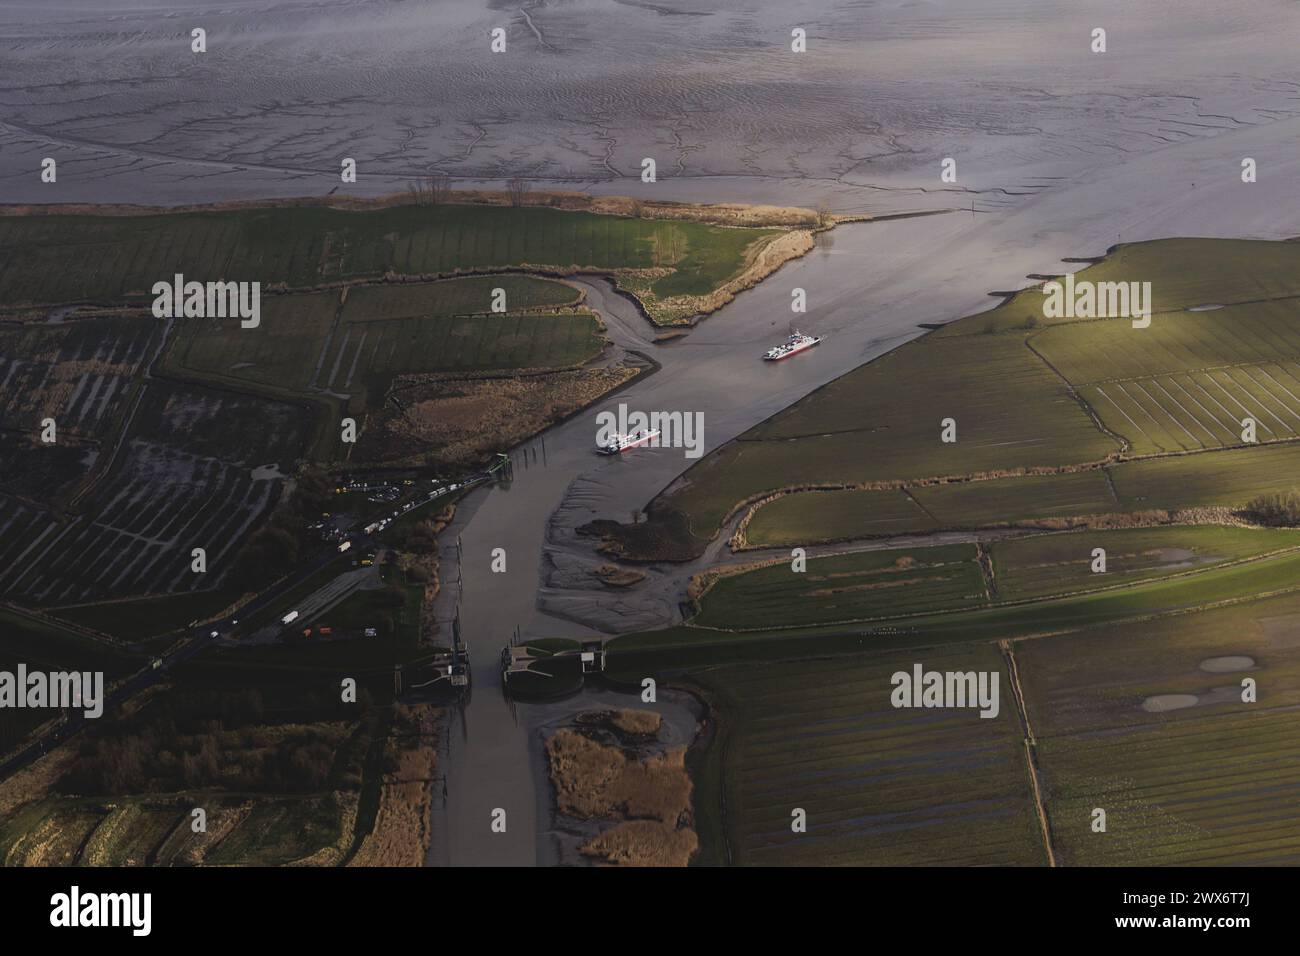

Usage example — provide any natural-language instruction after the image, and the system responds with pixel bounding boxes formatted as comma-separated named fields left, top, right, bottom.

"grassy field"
left=1017, top=589, right=1300, bottom=865
left=0, top=204, right=780, bottom=323
left=910, top=471, right=1117, bottom=528
left=167, top=276, right=601, bottom=400
left=691, top=527, right=1300, bottom=635
left=164, top=274, right=609, bottom=463
left=687, top=644, right=1045, bottom=865
left=931, top=237, right=1300, bottom=338
left=203, top=795, right=348, bottom=866
left=655, top=331, right=1118, bottom=548
left=0, top=791, right=352, bottom=867
left=692, top=545, right=985, bottom=630
left=676, top=577, right=1300, bottom=866
left=168, top=291, right=338, bottom=394
left=608, top=543, right=1300, bottom=678
left=991, top=525, right=1300, bottom=602
left=747, top=441, right=1300, bottom=548
left=1112, top=440, right=1300, bottom=510
left=744, top=472, right=1116, bottom=547
left=742, top=488, right=937, bottom=546
left=1033, top=297, right=1300, bottom=456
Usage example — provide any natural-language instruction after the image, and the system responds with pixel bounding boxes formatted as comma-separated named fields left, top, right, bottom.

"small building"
left=579, top=640, right=606, bottom=674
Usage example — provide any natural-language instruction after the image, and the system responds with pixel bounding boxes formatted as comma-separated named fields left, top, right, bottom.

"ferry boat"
left=596, top=429, right=659, bottom=455
left=763, top=329, right=822, bottom=361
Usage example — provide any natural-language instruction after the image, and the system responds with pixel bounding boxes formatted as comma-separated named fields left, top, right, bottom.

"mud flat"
left=6, top=0, right=1300, bottom=219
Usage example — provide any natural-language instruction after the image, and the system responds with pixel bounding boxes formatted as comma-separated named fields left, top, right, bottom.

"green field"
left=687, top=644, right=1044, bottom=865
left=168, top=292, right=338, bottom=393
left=656, top=331, right=1118, bottom=548
left=1032, top=297, right=1300, bottom=457
left=693, top=545, right=985, bottom=630
left=1113, top=440, right=1300, bottom=510
left=0, top=204, right=780, bottom=323
left=674, top=583, right=1300, bottom=866
left=930, top=237, right=1300, bottom=338
left=747, top=441, right=1300, bottom=548
left=342, top=274, right=581, bottom=320
left=167, top=276, right=603, bottom=400
left=745, top=471, right=1116, bottom=547
left=608, top=542, right=1300, bottom=679
left=162, top=273, right=608, bottom=461
left=204, top=795, right=347, bottom=866
left=690, top=527, right=1300, bottom=635
left=1018, top=591, right=1300, bottom=865
left=991, top=525, right=1300, bottom=602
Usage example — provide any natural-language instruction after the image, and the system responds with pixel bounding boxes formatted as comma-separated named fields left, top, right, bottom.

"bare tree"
left=429, top=172, right=451, bottom=204
left=506, top=175, right=531, bottom=207
left=815, top=201, right=835, bottom=229
left=409, top=171, right=453, bottom=206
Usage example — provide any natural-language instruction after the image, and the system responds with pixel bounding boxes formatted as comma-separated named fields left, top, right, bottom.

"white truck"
left=281, top=610, right=300, bottom=626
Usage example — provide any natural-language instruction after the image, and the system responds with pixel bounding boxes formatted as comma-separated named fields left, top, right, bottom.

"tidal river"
left=423, top=103, right=1300, bottom=862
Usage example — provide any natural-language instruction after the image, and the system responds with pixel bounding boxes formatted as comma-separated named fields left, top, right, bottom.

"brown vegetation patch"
left=609, top=709, right=662, bottom=737
left=176, top=803, right=251, bottom=865
left=594, top=564, right=647, bottom=588
left=545, top=728, right=690, bottom=823
left=360, top=366, right=639, bottom=469
left=349, top=704, right=440, bottom=867
left=545, top=715, right=696, bottom=867
left=580, top=820, right=699, bottom=867
left=0, top=748, right=75, bottom=819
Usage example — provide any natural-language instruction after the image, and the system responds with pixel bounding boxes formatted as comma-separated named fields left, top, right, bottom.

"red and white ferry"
left=763, top=329, right=822, bottom=361
left=596, top=429, right=659, bottom=455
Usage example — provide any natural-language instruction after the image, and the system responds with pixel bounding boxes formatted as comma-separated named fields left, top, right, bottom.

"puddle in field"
left=1199, top=655, right=1255, bottom=673
left=1188, top=303, right=1225, bottom=312
left=1144, top=546, right=1199, bottom=570
left=1142, top=682, right=1247, bottom=711
left=1142, top=694, right=1199, bottom=712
